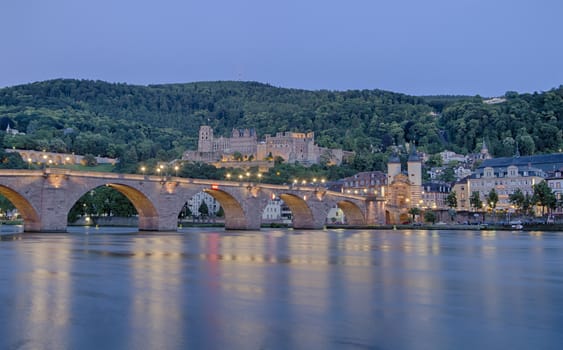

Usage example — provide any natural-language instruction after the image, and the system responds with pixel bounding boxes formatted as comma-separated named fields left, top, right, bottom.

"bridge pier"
left=36, top=186, right=70, bottom=232
left=225, top=195, right=263, bottom=230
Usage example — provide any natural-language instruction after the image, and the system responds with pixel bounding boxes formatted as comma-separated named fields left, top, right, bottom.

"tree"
left=408, top=207, right=421, bottom=223
left=82, top=154, right=98, bottom=166
left=424, top=211, right=437, bottom=224
left=198, top=201, right=209, bottom=217
left=446, top=191, right=458, bottom=209
left=438, top=167, right=456, bottom=182
left=233, top=152, right=243, bottom=161
left=216, top=206, right=224, bottom=218
left=486, top=188, right=499, bottom=210
left=509, top=188, right=525, bottom=213
left=486, top=188, right=499, bottom=222
left=469, top=191, right=483, bottom=212
left=532, top=180, right=556, bottom=219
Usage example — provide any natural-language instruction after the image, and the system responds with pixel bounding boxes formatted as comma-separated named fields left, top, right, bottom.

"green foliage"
left=424, top=210, right=437, bottom=224
left=509, top=188, right=525, bottom=212
left=439, top=87, right=563, bottom=156
left=469, top=191, right=483, bottom=211
left=67, top=186, right=137, bottom=222
left=198, top=201, right=209, bottom=216
left=0, top=80, right=560, bottom=175
left=446, top=191, right=458, bottom=208
left=408, top=207, right=421, bottom=223
left=82, top=154, right=98, bottom=166
left=0, top=149, right=26, bottom=169
left=0, top=194, right=15, bottom=215
left=216, top=206, right=224, bottom=218
left=486, top=188, right=499, bottom=209
left=532, top=180, right=557, bottom=217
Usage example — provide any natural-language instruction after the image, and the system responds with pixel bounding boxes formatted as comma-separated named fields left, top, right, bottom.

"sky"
left=0, top=0, right=561, bottom=96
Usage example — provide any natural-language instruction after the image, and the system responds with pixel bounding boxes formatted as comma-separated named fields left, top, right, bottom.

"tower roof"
left=388, top=150, right=401, bottom=163
left=408, top=143, right=421, bottom=162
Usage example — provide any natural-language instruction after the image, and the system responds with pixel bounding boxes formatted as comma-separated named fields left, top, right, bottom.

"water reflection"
left=1, top=228, right=563, bottom=349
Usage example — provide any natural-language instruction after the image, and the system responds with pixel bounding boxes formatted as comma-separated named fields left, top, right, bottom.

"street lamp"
left=226, top=173, right=231, bottom=181
left=140, top=166, right=146, bottom=175
left=257, top=173, right=262, bottom=183
left=174, top=165, right=179, bottom=177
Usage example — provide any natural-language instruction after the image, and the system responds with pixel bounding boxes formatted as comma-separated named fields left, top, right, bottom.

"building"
left=183, top=125, right=354, bottom=167
left=547, top=169, right=563, bottom=218
left=256, top=131, right=354, bottom=165
left=340, top=171, right=386, bottom=197
left=6, top=149, right=118, bottom=166
left=261, top=198, right=292, bottom=224
left=187, top=192, right=221, bottom=217
left=421, top=181, right=452, bottom=210
left=452, top=177, right=470, bottom=211
left=440, top=150, right=467, bottom=164
left=385, top=145, right=423, bottom=224
left=183, top=125, right=258, bottom=162
left=465, top=153, right=563, bottom=210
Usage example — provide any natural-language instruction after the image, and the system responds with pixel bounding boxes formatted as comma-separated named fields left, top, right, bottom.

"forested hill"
left=0, top=79, right=561, bottom=171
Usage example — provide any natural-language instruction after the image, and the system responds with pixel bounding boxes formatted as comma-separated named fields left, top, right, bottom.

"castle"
left=182, top=125, right=354, bottom=166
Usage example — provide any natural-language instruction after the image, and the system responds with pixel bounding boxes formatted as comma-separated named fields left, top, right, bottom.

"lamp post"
left=226, top=173, right=232, bottom=181
left=174, top=165, right=179, bottom=177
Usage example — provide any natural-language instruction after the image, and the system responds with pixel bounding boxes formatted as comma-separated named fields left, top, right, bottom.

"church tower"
left=480, top=138, right=491, bottom=160
left=407, top=144, right=422, bottom=206
left=198, top=125, right=214, bottom=153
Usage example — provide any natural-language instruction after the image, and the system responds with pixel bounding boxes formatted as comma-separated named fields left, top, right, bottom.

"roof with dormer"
left=477, top=153, right=563, bottom=172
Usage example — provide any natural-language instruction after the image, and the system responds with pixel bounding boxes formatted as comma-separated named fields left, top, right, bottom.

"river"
left=1, top=227, right=562, bottom=349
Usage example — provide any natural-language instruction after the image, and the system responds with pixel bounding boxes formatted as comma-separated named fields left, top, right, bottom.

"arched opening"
left=203, top=188, right=246, bottom=229
left=278, top=193, right=314, bottom=229
left=0, top=185, right=41, bottom=232
left=177, top=190, right=224, bottom=225
left=67, top=184, right=158, bottom=230
left=261, top=195, right=292, bottom=227
left=336, top=200, right=366, bottom=226
left=326, top=205, right=346, bottom=225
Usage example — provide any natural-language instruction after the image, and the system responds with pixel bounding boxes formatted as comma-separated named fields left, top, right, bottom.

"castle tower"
left=198, top=125, right=214, bottom=153
left=407, top=144, right=422, bottom=206
left=387, top=150, right=401, bottom=185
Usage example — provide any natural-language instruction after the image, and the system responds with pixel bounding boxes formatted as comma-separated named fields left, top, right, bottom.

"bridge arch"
left=278, top=193, right=315, bottom=229
left=203, top=188, right=247, bottom=229
left=0, top=185, right=41, bottom=231
left=335, top=200, right=366, bottom=225
left=65, top=183, right=159, bottom=231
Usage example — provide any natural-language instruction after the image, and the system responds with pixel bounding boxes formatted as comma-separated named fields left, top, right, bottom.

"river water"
left=1, top=227, right=563, bottom=350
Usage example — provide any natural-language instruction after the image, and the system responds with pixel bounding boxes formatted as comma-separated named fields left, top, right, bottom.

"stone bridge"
left=0, top=169, right=386, bottom=232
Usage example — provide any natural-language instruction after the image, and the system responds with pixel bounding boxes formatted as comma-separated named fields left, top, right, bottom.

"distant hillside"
left=0, top=79, right=561, bottom=170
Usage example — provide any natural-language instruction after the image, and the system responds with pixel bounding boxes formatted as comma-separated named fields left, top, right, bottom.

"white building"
left=262, top=199, right=283, bottom=221
left=188, top=192, right=220, bottom=217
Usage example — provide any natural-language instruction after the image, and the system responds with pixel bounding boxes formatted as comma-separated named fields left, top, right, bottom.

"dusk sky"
left=1, top=0, right=561, bottom=96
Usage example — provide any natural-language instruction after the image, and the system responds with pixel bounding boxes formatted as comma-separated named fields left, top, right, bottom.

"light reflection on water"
left=1, top=228, right=563, bottom=349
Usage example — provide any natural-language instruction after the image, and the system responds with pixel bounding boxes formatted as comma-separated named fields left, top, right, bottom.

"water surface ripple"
left=1, top=228, right=563, bottom=349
